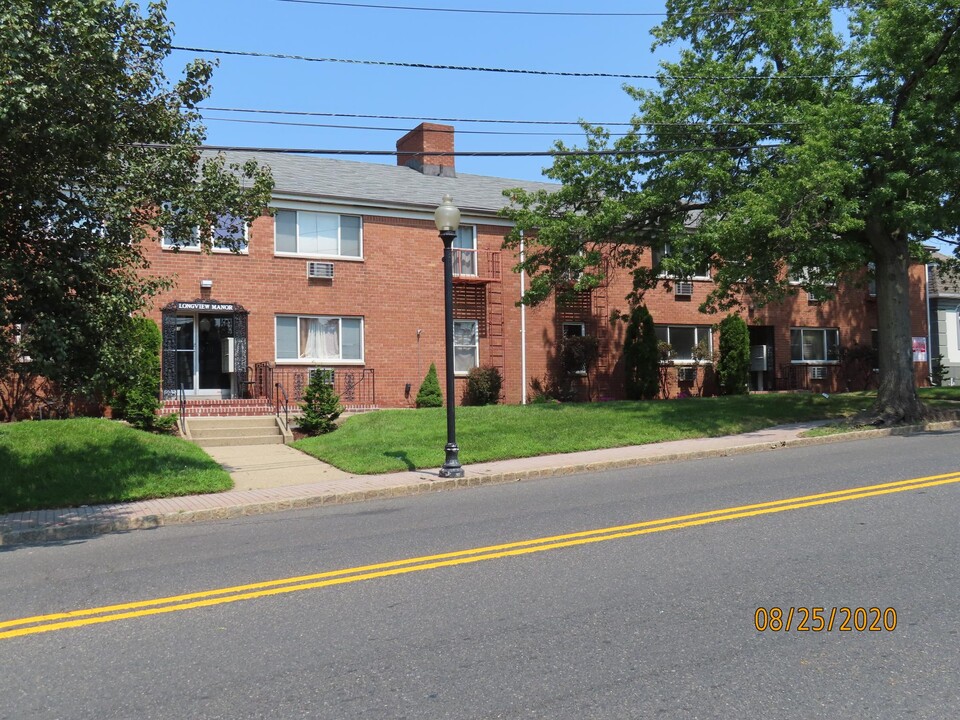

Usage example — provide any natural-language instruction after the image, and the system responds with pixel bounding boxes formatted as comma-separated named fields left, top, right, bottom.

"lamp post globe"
left=435, top=195, right=464, bottom=479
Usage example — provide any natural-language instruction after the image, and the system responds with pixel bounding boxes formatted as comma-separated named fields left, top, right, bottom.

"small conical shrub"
left=415, top=363, right=444, bottom=408
left=298, top=369, right=344, bottom=435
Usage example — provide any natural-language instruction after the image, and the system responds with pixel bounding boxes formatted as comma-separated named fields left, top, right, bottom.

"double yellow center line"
left=3, top=470, right=959, bottom=641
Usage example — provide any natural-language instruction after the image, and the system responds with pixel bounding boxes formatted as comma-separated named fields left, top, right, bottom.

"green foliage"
left=931, top=354, right=949, bottom=387
left=623, top=305, right=660, bottom=400
left=415, top=363, right=444, bottom=408
left=464, top=366, right=503, bottom=406
left=558, top=334, right=600, bottom=376
left=112, top=317, right=164, bottom=430
left=298, top=369, right=344, bottom=436
left=503, top=2, right=960, bottom=422
left=717, top=315, right=751, bottom=396
left=0, top=0, right=273, bottom=396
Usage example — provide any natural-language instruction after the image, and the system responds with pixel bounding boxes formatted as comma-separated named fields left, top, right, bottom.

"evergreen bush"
left=113, top=317, right=165, bottom=431
left=298, top=369, right=344, bottom=436
left=415, top=363, right=444, bottom=408
left=623, top=305, right=660, bottom=400
left=717, top=314, right=750, bottom=395
left=464, top=365, right=503, bottom=405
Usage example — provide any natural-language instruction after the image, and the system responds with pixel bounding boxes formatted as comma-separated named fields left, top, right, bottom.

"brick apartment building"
left=143, top=123, right=930, bottom=413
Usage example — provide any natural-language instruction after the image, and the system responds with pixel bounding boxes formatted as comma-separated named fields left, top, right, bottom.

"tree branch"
left=891, top=13, right=960, bottom=129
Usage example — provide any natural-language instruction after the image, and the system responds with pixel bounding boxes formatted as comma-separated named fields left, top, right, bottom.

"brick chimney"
left=396, top=123, right=455, bottom=177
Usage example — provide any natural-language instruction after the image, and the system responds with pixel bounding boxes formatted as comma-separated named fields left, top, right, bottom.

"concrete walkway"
left=3, top=420, right=959, bottom=546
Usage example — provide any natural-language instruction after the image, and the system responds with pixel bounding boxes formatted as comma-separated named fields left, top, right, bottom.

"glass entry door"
left=175, top=314, right=234, bottom=395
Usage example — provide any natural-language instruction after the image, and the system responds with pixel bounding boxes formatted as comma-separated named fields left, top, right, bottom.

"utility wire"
left=274, top=0, right=771, bottom=16
left=172, top=45, right=868, bottom=81
left=196, top=106, right=804, bottom=128
left=202, top=116, right=643, bottom=136
left=137, top=143, right=785, bottom=157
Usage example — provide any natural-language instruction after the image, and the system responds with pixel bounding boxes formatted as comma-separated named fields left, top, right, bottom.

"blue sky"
left=162, top=0, right=678, bottom=182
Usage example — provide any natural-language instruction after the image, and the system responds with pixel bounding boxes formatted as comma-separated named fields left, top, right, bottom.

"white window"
left=274, top=210, right=362, bottom=258
left=653, top=242, right=710, bottom=280
left=275, top=315, right=364, bottom=363
left=654, top=325, right=713, bottom=362
left=790, top=328, right=839, bottom=363
left=453, top=320, right=478, bottom=374
left=162, top=211, right=248, bottom=252
left=452, top=226, right=476, bottom=276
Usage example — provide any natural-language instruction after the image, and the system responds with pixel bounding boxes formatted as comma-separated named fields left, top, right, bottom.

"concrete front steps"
left=185, top=416, right=292, bottom=448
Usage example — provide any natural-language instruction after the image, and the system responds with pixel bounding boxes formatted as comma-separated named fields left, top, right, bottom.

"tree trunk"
left=870, top=231, right=927, bottom=424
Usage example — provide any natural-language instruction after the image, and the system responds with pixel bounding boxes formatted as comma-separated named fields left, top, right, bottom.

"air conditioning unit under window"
left=308, top=367, right=335, bottom=385
left=307, top=261, right=334, bottom=279
left=809, top=365, right=827, bottom=380
left=677, top=366, right=697, bottom=382
left=675, top=281, right=694, bottom=297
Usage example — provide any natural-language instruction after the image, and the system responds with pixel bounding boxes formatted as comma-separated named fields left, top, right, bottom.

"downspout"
left=520, top=230, right=527, bottom=404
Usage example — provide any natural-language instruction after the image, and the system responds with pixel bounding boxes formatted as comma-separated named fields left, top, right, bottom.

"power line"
left=172, top=45, right=868, bottom=81
left=136, top=142, right=785, bottom=157
left=273, top=0, right=770, bottom=16
left=202, top=116, right=641, bottom=136
left=197, top=106, right=804, bottom=128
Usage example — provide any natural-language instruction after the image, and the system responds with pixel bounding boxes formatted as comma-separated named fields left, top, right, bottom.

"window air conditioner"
left=677, top=366, right=696, bottom=382
left=809, top=365, right=827, bottom=380
left=675, top=281, right=694, bottom=297
left=307, top=261, right=335, bottom=279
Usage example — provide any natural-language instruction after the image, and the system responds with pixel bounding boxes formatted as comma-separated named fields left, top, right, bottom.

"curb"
left=3, top=420, right=959, bottom=547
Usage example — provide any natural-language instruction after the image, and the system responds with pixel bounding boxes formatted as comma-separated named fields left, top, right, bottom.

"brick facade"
left=141, top=124, right=930, bottom=410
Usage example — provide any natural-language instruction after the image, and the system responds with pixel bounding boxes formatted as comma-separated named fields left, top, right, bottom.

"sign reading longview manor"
left=175, top=302, right=235, bottom=313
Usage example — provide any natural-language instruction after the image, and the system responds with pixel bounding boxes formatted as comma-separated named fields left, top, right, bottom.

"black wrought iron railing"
left=177, top=383, right=186, bottom=435
left=253, top=363, right=376, bottom=408
left=275, top=382, right=290, bottom=431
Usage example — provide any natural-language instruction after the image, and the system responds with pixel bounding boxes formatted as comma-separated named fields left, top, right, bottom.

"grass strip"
left=0, top=418, right=232, bottom=514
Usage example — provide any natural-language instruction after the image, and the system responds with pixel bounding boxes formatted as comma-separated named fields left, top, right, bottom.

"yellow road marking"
left=3, top=470, right=958, bottom=640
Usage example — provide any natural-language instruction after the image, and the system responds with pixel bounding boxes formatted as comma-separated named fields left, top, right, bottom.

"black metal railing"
left=177, top=383, right=186, bottom=435
left=254, top=363, right=376, bottom=408
left=275, top=382, right=290, bottom=431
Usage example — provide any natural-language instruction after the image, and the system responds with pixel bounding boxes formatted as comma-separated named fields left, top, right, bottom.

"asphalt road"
left=2, top=430, right=959, bottom=719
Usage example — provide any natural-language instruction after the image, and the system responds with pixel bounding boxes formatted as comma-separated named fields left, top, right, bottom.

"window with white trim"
left=562, top=322, right=587, bottom=373
left=162, top=211, right=248, bottom=252
left=274, top=209, right=362, bottom=258
left=653, top=242, right=710, bottom=279
left=275, top=315, right=364, bottom=362
left=452, top=225, right=476, bottom=276
left=654, top=325, right=713, bottom=362
left=790, top=328, right=839, bottom=363
left=453, top=320, right=478, bottom=374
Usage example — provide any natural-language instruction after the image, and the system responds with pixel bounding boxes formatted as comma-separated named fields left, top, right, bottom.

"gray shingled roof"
left=930, top=253, right=960, bottom=297
left=208, top=151, right=558, bottom=217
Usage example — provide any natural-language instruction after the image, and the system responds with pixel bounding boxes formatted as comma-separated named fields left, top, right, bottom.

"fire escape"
left=452, top=248, right=504, bottom=379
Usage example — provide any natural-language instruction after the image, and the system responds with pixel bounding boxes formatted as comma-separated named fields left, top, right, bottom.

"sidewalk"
left=3, top=420, right=958, bottom=546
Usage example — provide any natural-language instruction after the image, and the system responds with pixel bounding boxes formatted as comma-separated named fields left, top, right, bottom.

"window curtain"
left=299, top=318, right=340, bottom=360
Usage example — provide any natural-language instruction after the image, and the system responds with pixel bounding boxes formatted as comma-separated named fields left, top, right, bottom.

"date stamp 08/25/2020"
left=755, top=607, right=898, bottom=632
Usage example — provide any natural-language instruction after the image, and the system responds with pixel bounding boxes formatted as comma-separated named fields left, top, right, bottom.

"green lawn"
left=295, top=391, right=930, bottom=475
left=0, top=418, right=232, bottom=514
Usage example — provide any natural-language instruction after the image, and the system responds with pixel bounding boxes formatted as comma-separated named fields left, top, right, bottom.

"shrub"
left=464, top=365, right=503, bottom=405
left=559, top=334, right=599, bottom=376
left=298, top=369, right=344, bottom=436
left=415, top=363, right=444, bottom=408
left=112, top=317, right=164, bottom=430
left=623, top=305, right=660, bottom=400
left=717, top=314, right=750, bottom=395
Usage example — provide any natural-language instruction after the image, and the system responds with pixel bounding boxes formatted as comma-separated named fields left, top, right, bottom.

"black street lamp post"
left=434, top=194, right=465, bottom=478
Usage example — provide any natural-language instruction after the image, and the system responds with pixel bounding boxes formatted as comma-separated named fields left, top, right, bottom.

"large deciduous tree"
left=505, top=0, right=960, bottom=423
left=0, top=0, right=273, bottom=402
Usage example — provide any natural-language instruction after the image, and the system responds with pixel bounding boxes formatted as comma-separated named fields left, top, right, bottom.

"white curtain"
left=300, top=318, right=340, bottom=359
